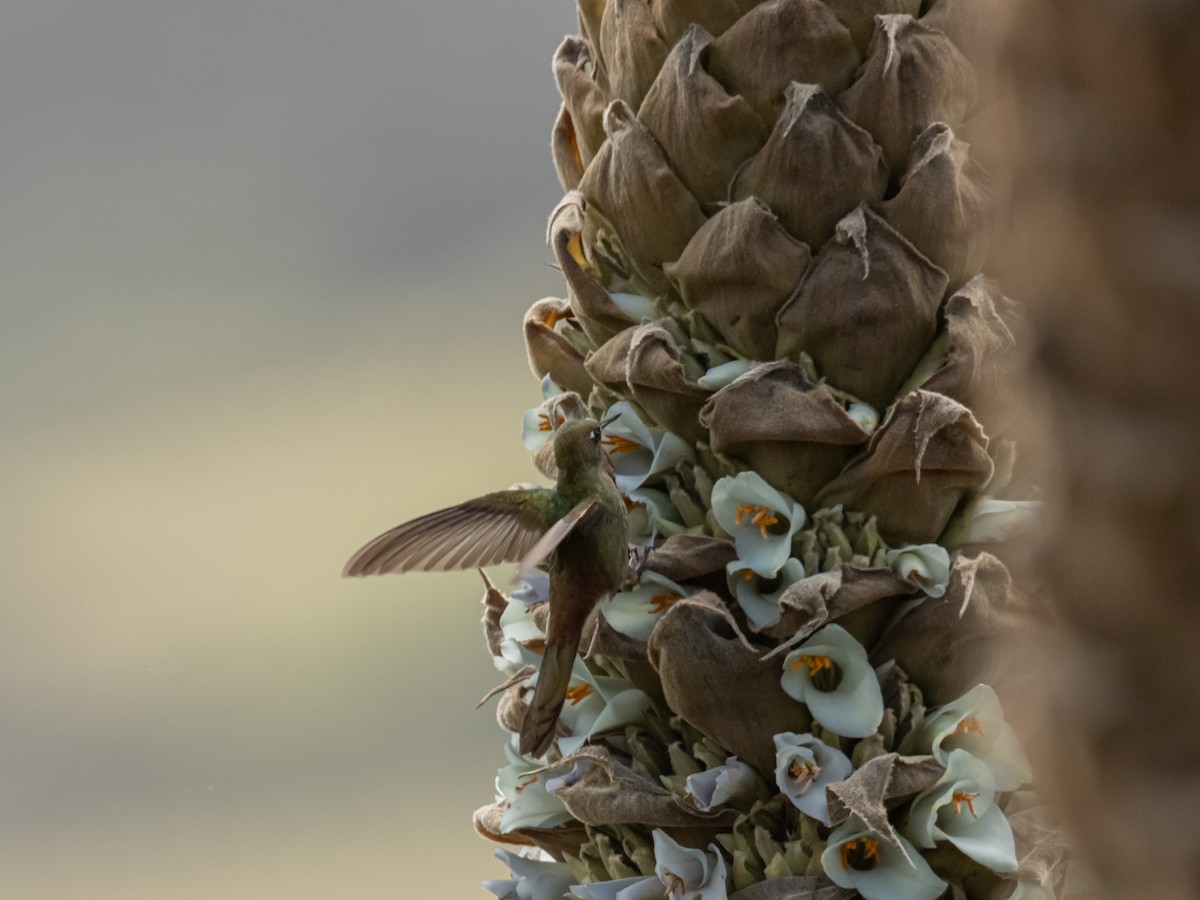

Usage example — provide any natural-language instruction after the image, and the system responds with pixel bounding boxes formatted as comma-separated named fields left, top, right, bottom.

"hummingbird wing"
left=342, top=489, right=560, bottom=576
left=515, top=498, right=602, bottom=580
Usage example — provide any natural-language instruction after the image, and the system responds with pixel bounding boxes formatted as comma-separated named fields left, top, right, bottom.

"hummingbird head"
left=553, top=415, right=617, bottom=472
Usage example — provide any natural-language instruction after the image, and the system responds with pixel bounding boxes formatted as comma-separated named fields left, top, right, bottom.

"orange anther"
left=537, top=412, right=565, bottom=432
left=564, top=684, right=593, bottom=706
left=839, top=837, right=880, bottom=870
left=600, top=433, right=641, bottom=454
left=542, top=307, right=569, bottom=329
left=790, top=654, right=833, bottom=677
left=952, top=716, right=986, bottom=738
left=951, top=790, right=981, bottom=818
left=649, top=591, right=682, bottom=613
left=515, top=773, right=538, bottom=793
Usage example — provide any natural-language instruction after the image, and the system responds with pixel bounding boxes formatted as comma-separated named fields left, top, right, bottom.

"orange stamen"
left=952, top=716, right=986, bottom=738
left=515, top=773, right=538, bottom=793
left=600, top=433, right=641, bottom=454
left=952, top=790, right=981, bottom=818
left=649, top=591, right=682, bottom=613
left=564, top=684, right=593, bottom=706
left=788, top=760, right=819, bottom=782
left=790, top=654, right=833, bottom=677
left=542, top=307, right=569, bottom=329
left=537, top=412, right=565, bottom=432
left=839, top=837, right=880, bottom=870
left=742, top=570, right=756, bottom=581
left=623, top=496, right=640, bottom=512
left=750, top=507, right=780, bottom=538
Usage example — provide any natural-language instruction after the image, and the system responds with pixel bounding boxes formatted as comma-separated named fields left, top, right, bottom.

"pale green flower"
left=601, top=570, right=693, bottom=642
left=625, top=487, right=684, bottom=545
left=727, top=557, right=806, bottom=630
left=685, top=756, right=757, bottom=812
left=484, top=848, right=576, bottom=900
left=913, top=683, right=1033, bottom=791
left=652, top=829, right=728, bottom=900
left=772, top=732, right=852, bottom=825
left=781, top=624, right=884, bottom=738
left=710, top=471, right=806, bottom=577
left=946, top=498, right=1041, bottom=546
left=570, top=877, right=664, bottom=899
left=697, top=359, right=755, bottom=391
left=821, top=817, right=947, bottom=900
left=521, top=401, right=568, bottom=451
left=885, top=543, right=952, bottom=598
left=553, top=659, right=654, bottom=755
left=495, top=739, right=572, bottom=833
left=602, top=401, right=696, bottom=493
left=905, top=748, right=1018, bottom=873
left=845, top=401, right=879, bottom=434
left=609, top=291, right=656, bottom=321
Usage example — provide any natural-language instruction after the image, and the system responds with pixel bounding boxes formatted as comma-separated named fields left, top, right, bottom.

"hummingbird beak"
left=597, top=413, right=620, bottom=431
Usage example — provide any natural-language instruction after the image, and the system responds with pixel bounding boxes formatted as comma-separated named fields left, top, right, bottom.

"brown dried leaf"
left=838, top=14, right=978, bottom=172
left=600, top=0, right=671, bottom=113
left=823, top=0, right=921, bottom=54
left=648, top=593, right=810, bottom=772
left=775, top=206, right=948, bottom=409
left=918, top=274, right=1022, bottom=436
left=652, top=0, right=742, bottom=45
left=523, top=297, right=594, bottom=397
left=814, top=391, right=993, bottom=544
left=762, top=565, right=912, bottom=644
left=700, top=361, right=868, bottom=507
left=625, top=322, right=710, bottom=442
left=664, top=198, right=810, bottom=361
left=639, top=25, right=769, bottom=205
left=553, top=36, right=609, bottom=180
left=551, top=746, right=738, bottom=827
left=879, top=122, right=995, bottom=290
left=825, top=752, right=945, bottom=861
left=579, top=102, right=708, bottom=294
left=550, top=192, right=642, bottom=344
left=583, top=327, right=637, bottom=395
left=473, top=802, right=590, bottom=859
left=709, top=0, right=860, bottom=123
left=733, top=84, right=888, bottom=250
left=729, top=877, right=856, bottom=900
left=645, top=534, right=738, bottom=582
left=872, top=553, right=1031, bottom=704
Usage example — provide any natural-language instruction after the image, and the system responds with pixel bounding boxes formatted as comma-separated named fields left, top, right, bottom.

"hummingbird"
left=343, top=415, right=630, bottom=758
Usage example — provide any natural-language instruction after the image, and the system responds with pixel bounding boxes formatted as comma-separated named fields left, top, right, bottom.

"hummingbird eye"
left=590, top=427, right=602, bottom=444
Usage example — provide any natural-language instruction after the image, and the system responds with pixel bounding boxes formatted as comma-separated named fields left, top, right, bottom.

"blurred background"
left=0, top=2, right=578, bottom=896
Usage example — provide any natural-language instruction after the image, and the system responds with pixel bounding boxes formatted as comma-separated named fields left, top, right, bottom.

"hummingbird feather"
left=342, top=489, right=560, bottom=576
left=516, top=498, right=601, bottom=579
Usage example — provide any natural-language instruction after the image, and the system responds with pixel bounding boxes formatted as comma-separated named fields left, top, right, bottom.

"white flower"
left=697, top=359, right=755, bottom=391
left=552, top=659, right=654, bottom=755
left=570, top=876, right=665, bottom=899
left=821, top=817, right=947, bottom=900
left=652, top=830, right=728, bottom=900
left=601, top=570, right=692, bottom=642
left=905, top=748, right=1019, bottom=873
left=495, top=739, right=572, bottom=833
left=885, top=544, right=952, bottom=598
left=914, top=683, right=1033, bottom=791
left=727, top=557, right=806, bottom=629
left=483, top=848, right=575, bottom=900
left=685, top=757, right=757, bottom=812
left=781, top=624, right=884, bottom=738
left=772, top=732, right=852, bottom=825
left=601, top=401, right=696, bottom=493
left=710, top=471, right=806, bottom=577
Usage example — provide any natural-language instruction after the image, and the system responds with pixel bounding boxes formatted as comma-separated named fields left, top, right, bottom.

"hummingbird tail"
left=518, top=637, right=579, bottom=758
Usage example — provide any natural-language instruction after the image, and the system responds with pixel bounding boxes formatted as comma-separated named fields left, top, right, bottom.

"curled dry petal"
left=550, top=746, right=738, bottom=828
left=552, top=37, right=609, bottom=188
left=599, top=0, right=670, bottom=112
left=552, top=104, right=586, bottom=191
left=579, top=102, right=708, bottom=294
left=920, top=0, right=1007, bottom=101
left=648, top=593, right=811, bottom=772
left=665, top=199, right=810, bottom=361
left=879, top=122, right=995, bottom=290
left=873, top=553, right=1031, bottom=705
left=822, top=0, right=921, bottom=54
left=523, top=297, right=594, bottom=397
left=838, top=14, right=978, bottom=172
left=775, top=206, right=948, bottom=410
left=625, top=322, right=711, bottom=442
left=638, top=25, right=769, bottom=205
left=708, top=0, right=861, bottom=123
left=733, top=85, right=888, bottom=250
left=700, top=361, right=869, bottom=507
left=814, top=390, right=994, bottom=545
left=550, top=192, right=643, bottom=344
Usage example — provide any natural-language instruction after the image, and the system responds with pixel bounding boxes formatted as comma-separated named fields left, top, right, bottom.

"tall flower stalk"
left=430, top=1, right=1068, bottom=897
